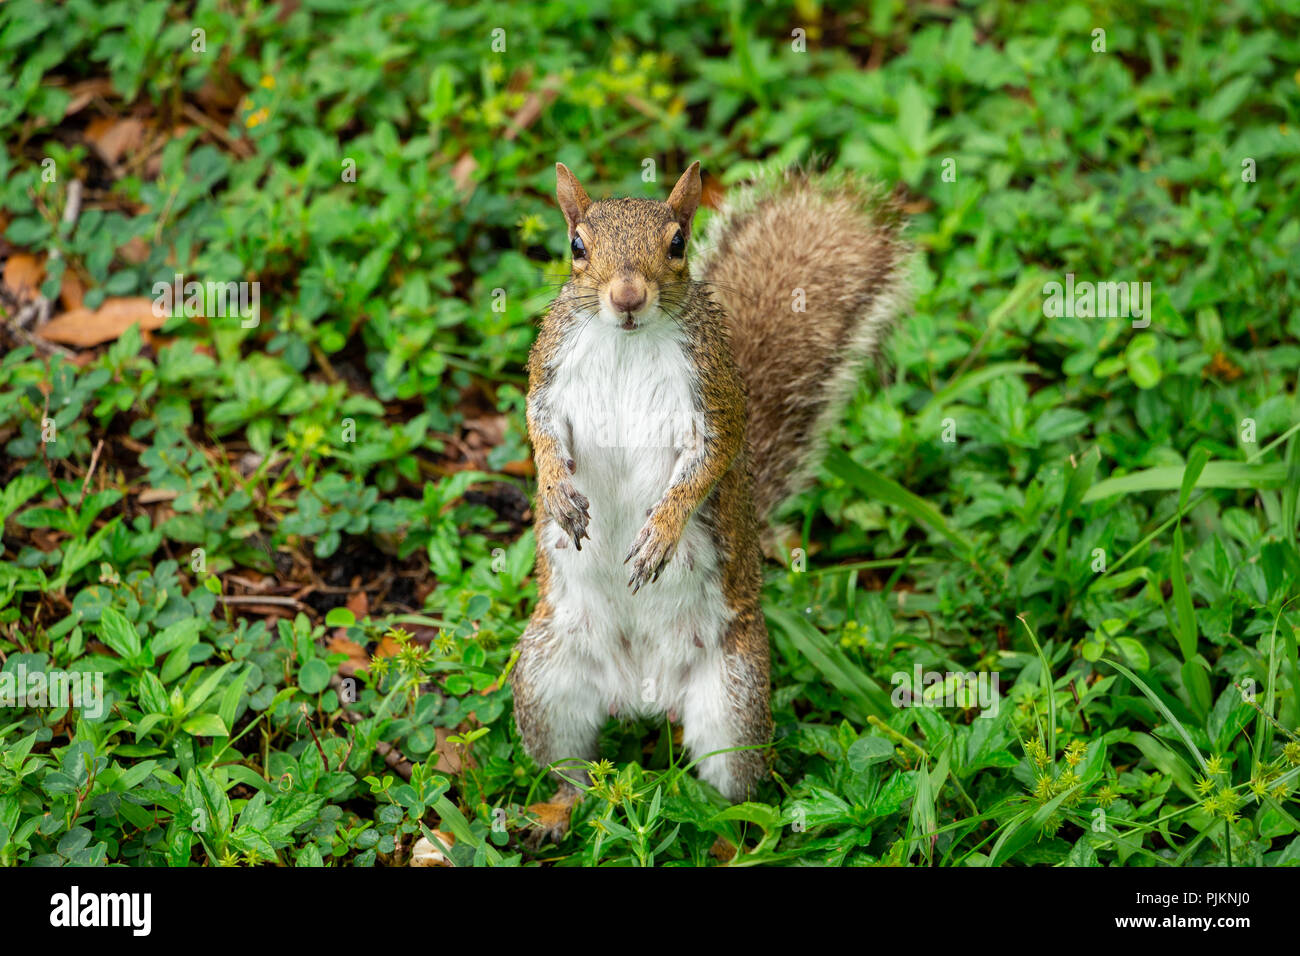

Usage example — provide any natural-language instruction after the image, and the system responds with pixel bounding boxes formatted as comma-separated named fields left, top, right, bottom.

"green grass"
left=1, top=0, right=1299, bottom=866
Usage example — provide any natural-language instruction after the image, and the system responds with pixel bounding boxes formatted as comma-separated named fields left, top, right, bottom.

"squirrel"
left=510, top=160, right=909, bottom=843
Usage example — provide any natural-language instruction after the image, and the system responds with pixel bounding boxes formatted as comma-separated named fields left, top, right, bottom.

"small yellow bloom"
left=246, top=107, right=270, bottom=128
left=1065, top=739, right=1086, bottom=767
left=1283, top=741, right=1300, bottom=766
left=260, top=74, right=276, bottom=90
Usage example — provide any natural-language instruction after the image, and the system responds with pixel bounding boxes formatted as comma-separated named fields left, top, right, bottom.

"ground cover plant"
left=1, top=0, right=1298, bottom=867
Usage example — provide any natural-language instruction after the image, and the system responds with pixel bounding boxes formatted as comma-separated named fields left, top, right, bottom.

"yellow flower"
left=260, top=74, right=276, bottom=90
left=1283, top=741, right=1300, bottom=766
left=1024, top=737, right=1050, bottom=769
left=246, top=107, right=270, bottom=129
left=1064, top=739, right=1086, bottom=767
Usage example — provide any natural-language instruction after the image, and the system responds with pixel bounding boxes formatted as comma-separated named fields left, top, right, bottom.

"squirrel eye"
left=571, top=235, right=586, bottom=259
left=668, top=230, right=686, bottom=259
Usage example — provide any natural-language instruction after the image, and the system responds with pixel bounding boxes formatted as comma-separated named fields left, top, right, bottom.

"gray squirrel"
left=510, top=161, right=909, bottom=842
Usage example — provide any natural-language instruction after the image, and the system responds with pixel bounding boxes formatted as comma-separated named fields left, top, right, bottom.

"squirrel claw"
left=625, top=519, right=677, bottom=592
left=544, top=478, right=590, bottom=551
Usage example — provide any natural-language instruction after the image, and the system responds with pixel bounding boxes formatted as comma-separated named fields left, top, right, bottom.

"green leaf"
left=847, top=736, right=895, bottom=771
left=766, top=606, right=890, bottom=718
left=1124, top=333, right=1162, bottom=389
left=325, top=607, right=356, bottom=628
left=181, top=713, right=229, bottom=738
left=1082, top=462, right=1286, bottom=502
left=299, top=659, right=331, bottom=694
left=1170, top=498, right=1200, bottom=662
left=822, top=448, right=990, bottom=576
left=1103, top=659, right=1207, bottom=774
left=98, top=607, right=141, bottom=661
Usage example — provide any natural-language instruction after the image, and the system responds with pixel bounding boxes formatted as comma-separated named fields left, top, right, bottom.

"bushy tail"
left=694, top=167, right=911, bottom=523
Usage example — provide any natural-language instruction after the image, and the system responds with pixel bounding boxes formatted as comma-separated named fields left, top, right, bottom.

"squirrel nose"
left=609, top=279, right=647, bottom=314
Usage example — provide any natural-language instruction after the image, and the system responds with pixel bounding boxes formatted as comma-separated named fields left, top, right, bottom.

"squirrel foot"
left=542, top=478, right=590, bottom=550
left=624, top=517, right=679, bottom=592
left=521, top=784, right=584, bottom=849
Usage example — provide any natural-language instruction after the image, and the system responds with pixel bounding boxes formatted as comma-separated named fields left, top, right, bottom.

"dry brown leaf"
left=327, top=632, right=369, bottom=677
left=462, top=414, right=506, bottom=450
left=701, top=173, right=727, bottom=211
left=346, top=587, right=369, bottom=620
left=85, top=116, right=146, bottom=166
left=63, top=78, right=114, bottom=117
left=3, top=254, right=44, bottom=300
left=409, top=831, right=454, bottom=866
left=451, top=152, right=478, bottom=195
left=503, top=82, right=558, bottom=141
left=59, top=270, right=85, bottom=311
left=373, top=633, right=402, bottom=659
left=709, top=835, right=737, bottom=862
left=119, top=236, right=151, bottom=264
left=433, top=727, right=467, bottom=774
left=137, top=487, right=180, bottom=504
left=37, top=296, right=162, bottom=347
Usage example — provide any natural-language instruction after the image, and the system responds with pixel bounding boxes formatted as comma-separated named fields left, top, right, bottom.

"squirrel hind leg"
left=510, top=616, right=606, bottom=776
left=681, top=620, right=772, bottom=802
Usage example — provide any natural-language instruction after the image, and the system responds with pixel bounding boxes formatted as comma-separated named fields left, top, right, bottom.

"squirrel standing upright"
left=510, top=160, right=909, bottom=837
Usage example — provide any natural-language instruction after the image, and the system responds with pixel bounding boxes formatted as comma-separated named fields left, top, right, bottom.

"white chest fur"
left=542, top=316, right=732, bottom=720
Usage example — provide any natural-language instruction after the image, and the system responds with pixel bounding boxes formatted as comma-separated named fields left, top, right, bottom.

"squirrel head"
left=554, top=162, right=702, bottom=331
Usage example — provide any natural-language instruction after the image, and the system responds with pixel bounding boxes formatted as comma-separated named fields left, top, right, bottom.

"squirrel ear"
left=555, top=163, right=592, bottom=236
left=666, top=162, right=702, bottom=235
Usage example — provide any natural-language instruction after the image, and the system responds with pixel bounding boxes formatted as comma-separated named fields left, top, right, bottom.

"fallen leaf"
left=409, top=831, right=454, bottom=867
left=504, top=81, right=558, bottom=141
left=3, top=254, right=44, bottom=301
left=59, top=271, right=85, bottom=310
left=433, top=727, right=469, bottom=774
left=701, top=172, right=727, bottom=211
left=373, top=633, right=402, bottom=659
left=37, top=296, right=163, bottom=347
left=63, top=78, right=114, bottom=117
left=119, top=237, right=151, bottom=264
left=451, top=152, right=478, bottom=196
left=327, top=632, right=369, bottom=677
left=709, top=835, right=737, bottom=862
left=84, top=116, right=146, bottom=166
left=137, top=487, right=180, bottom=504
left=346, top=586, right=369, bottom=620
left=462, top=414, right=506, bottom=450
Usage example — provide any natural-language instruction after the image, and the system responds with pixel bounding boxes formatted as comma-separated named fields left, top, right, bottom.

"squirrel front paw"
left=541, top=477, right=590, bottom=550
left=624, top=516, right=680, bottom=593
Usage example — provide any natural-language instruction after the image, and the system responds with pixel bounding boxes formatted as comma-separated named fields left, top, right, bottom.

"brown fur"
left=696, top=169, right=910, bottom=521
